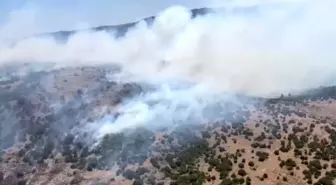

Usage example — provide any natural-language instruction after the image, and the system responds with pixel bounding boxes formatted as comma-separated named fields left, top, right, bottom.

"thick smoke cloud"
left=0, top=1, right=336, bottom=96
left=88, top=83, right=244, bottom=138
left=0, top=0, right=335, bottom=97
left=0, top=0, right=336, bottom=135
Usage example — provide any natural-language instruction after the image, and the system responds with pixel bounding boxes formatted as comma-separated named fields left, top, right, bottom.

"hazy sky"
left=0, top=0, right=208, bottom=33
left=0, top=0, right=306, bottom=36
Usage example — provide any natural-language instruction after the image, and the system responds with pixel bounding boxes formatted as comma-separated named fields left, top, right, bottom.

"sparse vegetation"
left=0, top=66, right=335, bottom=185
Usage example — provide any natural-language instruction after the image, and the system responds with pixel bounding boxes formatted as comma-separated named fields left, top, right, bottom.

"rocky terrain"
left=0, top=4, right=336, bottom=185
left=0, top=64, right=335, bottom=185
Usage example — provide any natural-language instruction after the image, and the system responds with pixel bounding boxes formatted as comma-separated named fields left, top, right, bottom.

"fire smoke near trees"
left=0, top=1, right=335, bottom=184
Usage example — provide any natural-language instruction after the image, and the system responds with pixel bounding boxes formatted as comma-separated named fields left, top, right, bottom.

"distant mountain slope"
left=38, top=6, right=259, bottom=40
left=37, top=7, right=211, bottom=40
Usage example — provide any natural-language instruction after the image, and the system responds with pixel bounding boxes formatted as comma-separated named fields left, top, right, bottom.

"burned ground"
left=0, top=66, right=335, bottom=185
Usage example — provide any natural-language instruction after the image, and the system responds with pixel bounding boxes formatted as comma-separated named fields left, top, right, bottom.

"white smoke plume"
left=1, top=0, right=336, bottom=134
left=0, top=0, right=335, bottom=96
left=89, top=83, right=247, bottom=138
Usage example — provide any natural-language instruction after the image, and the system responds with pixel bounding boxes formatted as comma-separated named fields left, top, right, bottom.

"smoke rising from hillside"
left=0, top=1, right=336, bottom=135
left=0, top=0, right=336, bottom=97
left=89, top=83, right=245, bottom=138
